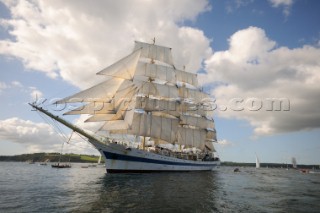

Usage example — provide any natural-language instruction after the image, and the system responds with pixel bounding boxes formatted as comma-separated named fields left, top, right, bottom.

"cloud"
left=0, top=0, right=212, bottom=89
left=201, top=26, right=320, bottom=136
left=0, top=82, right=9, bottom=92
left=29, top=86, right=43, bottom=100
left=268, top=0, right=293, bottom=17
left=11, top=81, right=22, bottom=87
left=0, top=117, right=98, bottom=154
left=225, top=0, right=254, bottom=13
left=216, top=139, right=234, bottom=147
left=0, top=80, right=23, bottom=92
left=0, top=117, right=61, bottom=152
left=269, top=0, right=293, bottom=7
left=0, top=80, right=44, bottom=103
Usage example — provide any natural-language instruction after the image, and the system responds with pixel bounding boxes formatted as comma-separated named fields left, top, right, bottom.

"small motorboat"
left=299, top=169, right=309, bottom=174
left=234, top=168, right=240, bottom=172
left=51, top=163, right=71, bottom=168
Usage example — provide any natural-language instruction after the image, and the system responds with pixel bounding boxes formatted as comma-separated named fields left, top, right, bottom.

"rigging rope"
left=36, top=111, right=68, bottom=143
left=35, top=110, right=97, bottom=152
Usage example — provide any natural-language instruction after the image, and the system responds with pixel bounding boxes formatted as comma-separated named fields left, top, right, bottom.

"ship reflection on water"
left=86, top=171, right=220, bottom=212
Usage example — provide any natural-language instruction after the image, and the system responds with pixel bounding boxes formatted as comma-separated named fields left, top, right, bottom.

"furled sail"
left=59, top=40, right=217, bottom=152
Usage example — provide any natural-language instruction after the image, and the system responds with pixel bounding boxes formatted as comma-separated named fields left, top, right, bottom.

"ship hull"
left=90, top=140, right=220, bottom=173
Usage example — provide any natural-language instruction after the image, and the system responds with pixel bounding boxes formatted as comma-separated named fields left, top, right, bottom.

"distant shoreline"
left=1, top=153, right=318, bottom=168
left=0, top=152, right=104, bottom=163
left=222, top=161, right=319, bottom=169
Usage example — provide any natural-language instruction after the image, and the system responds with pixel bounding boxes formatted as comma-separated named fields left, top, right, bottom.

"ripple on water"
left=0, top=163, right=320, bottom=212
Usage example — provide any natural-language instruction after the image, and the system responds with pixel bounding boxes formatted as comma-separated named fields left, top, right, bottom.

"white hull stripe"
left=103, top=151, right=218, bottom=167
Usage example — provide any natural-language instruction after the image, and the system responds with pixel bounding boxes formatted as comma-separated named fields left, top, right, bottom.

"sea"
left=0, top=162, right=319, bottom=213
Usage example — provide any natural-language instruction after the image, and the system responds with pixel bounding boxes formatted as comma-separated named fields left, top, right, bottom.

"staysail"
left=60, top=41, right=217, bottom=151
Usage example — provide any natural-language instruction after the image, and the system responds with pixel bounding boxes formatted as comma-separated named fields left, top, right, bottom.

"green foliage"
left=80, top=155, right=98, bottom=162
left=0, top=153, right=104, bottom=163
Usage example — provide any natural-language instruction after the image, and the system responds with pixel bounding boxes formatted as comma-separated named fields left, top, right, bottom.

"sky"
left=0, top=0, right=320, bottom=165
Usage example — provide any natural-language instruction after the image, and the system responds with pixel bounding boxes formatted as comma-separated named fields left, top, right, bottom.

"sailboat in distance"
left=30, top=41, right=220, bottom=173
left=292, top=157, right=297, bottom=169
left=98, top=155, right=102, bottom=164
left=255, top=153, right=260, bottom=169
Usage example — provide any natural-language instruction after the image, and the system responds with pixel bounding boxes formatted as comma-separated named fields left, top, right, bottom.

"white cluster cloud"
left=11, top=80, right=22, bottom=87
left=0, top=117, right=62, bottom=153
left=0, top=80, right=43, bottom=103
left=29, top=86, right=43, bottom=100
left=225, top=0, right=293, bottom=16
left=0, top=117, right=98, bottom=154
left=0, top=0, right=212, bottom=89
left=216, top=139, right=233, bottom=147
left=225, top=0, right=254, bottom=14
left=269, top=0, right=293, bottom=7
left=0, top=80, right=22, bottom=92
left=201, top=26, right=320, bottom=136
left=0, top=82, right=9, bottom=92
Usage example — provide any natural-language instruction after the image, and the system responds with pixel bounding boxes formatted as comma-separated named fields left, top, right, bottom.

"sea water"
left=0, top=162, right=319, bottom=213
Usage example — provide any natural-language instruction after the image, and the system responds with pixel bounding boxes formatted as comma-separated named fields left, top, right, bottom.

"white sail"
left=85, top=114, right=118, bottom=122
left=56, top=78, right=124, bottom=104
left=135, top=62, right=198, bottom=87
left=97, top=49, right=141, bottom=80
left=255, top=153, right=260, bottom=168
left=57, top=40, right=217, bottom=153
left=106, top=112, right=212, bottom=150
left=133, top=41, right=173, bottom=66
left=134, top=96, right=208, bottom=117
left=178, top=86, right=209, bottom=102
left=135, top=80, right=207, bottom=102
left=135, top=62, right=175, bottom=83
left=125, top=112, right=179, bottom=143
left=180, top=114, right=214, bottom=129
left=64, top=102, right=114, bottom=115
left=205, top=141, right=216, bottom=152
left=98, top=155, right=101, bottom=164
left=206, top=129, right=217, bottom=141
left=137, top=81, right=178, bottom=99
left=175, top=69, right=198, bottom=87
left=177, top=126, right=206, bottom=149
left=292, top=157, right=297, bottom=169
left=31, top=40, right=221, bottom=173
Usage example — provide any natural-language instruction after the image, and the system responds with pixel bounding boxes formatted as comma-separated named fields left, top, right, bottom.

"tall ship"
left=30, top=41, right=220, bottom=173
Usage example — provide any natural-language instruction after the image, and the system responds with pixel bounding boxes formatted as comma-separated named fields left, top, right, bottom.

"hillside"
left=0, top=152, right=104, bottom=163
